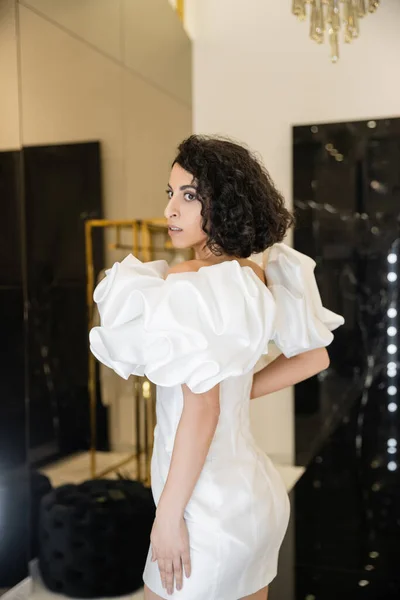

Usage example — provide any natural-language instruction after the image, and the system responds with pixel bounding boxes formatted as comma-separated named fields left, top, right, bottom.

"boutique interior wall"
left=186, top=0, right=400, bottom=464
left=0, top=0, right=192, bottom=456
left=11, top=0, right=191, bottom=218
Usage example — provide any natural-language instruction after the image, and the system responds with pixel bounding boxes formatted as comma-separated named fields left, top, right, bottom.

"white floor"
left=4, top=453, right=304, bottom=600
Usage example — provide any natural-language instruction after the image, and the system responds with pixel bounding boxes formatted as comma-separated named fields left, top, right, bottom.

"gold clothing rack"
left=85, top=218, right=173, bottom=483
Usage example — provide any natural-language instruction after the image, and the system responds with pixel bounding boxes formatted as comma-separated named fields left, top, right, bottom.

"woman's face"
left=164, top=163, right=209, bottom=256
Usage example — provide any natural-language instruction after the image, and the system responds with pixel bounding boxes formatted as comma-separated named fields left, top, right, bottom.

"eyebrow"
left=167, top=183, right=198, bottom=191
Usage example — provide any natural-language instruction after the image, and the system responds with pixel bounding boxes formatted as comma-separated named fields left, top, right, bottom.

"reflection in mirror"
left=1, top=0, right=191, bottom=597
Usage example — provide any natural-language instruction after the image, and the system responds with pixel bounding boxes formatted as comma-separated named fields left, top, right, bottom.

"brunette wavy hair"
left=173, top=134, right=295, bottom=257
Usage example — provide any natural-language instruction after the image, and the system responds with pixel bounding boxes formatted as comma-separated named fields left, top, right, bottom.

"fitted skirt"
left=142, top=444, right=290, bottom=600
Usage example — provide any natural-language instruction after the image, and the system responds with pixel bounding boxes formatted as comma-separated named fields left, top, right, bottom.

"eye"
left=184, top=192, right=197, bottom=201
left=166, top=189, right=173, bottom=199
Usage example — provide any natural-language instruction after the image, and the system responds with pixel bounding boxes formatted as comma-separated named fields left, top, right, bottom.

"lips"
left=168, top=226, right=183, bottom=231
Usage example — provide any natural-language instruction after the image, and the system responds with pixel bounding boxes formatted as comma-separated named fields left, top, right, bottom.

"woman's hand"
left=150, top=508, right=191, bottom=594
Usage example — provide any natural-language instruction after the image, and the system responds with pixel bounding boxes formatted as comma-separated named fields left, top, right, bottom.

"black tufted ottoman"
left=0, top=470, right=52, bottom=588
left=38, top=479, right=155, bottom=597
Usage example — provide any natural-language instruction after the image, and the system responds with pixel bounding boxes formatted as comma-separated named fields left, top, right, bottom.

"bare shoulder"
left=166, top=258, right=266, bottom=284
left=166, top=260, right=203, bottom=275
left=240, top=259, right=267, bottom=285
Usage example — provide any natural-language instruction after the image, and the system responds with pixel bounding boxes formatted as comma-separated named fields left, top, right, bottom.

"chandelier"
left=292, top=0, right=380, bottom=62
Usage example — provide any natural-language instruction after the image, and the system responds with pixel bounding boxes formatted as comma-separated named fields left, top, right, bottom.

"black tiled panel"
left=0, top=150, right=29, bottom=587
left=271, top=393, right=400, bottom=599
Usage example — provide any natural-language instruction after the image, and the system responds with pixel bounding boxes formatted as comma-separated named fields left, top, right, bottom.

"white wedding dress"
left=89, top=242, right=344, bottom=600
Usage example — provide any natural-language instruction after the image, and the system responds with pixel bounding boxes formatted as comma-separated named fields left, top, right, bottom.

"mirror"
left=293, top=116, right=400, bottom=465
left=1, top=0, right=191, bottom=596
left=282, top=116, right=400, bottom=600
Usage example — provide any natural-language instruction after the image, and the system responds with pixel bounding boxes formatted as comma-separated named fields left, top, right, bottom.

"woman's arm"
left=156, top=383, right=220, bottom=518
left=250, top=347, right=330, bottom=400
left=150, top=384, right=219, bottom=592
left=157, top=261, right=221, bottom=517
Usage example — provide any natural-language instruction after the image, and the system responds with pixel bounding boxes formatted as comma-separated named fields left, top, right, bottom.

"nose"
left=164, top=195, right=179, bottom=219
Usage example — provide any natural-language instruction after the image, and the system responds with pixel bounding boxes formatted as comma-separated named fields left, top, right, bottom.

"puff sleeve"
left=89, top=254, right=275, bottom=394
left=264, top=243, right=345, bottom=358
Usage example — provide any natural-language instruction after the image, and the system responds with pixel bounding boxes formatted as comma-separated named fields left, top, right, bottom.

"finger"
left=173, top=555, right=183, bottom=591
left=157, top=557, right=167, bottom=589
left=181, top=549, right=191, bottom=578
left=164, top=559, right=174, bottom=595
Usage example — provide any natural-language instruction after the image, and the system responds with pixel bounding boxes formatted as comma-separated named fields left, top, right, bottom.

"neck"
left=194, top=248, right=236, bottom=262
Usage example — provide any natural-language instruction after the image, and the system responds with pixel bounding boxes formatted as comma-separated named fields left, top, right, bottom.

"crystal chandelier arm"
left=291, top=0, right=380, bottom=62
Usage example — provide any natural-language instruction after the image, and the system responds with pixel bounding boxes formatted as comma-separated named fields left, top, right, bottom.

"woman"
left=90, top=135, right=344, bottom=600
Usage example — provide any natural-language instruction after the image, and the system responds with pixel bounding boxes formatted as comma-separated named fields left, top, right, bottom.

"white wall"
left=189, top=0, right=400, bottom=464
left=17, top=0, right=192, bottom=221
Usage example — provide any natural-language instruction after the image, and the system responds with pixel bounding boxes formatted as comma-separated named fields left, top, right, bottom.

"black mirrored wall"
left=293, top=117, right=400, bottom=466
left=276, top=117, right=400, bottom=600
left=24, top=142, right=104, bottom=466
left=0, top=142, right=104, bottom=591
left=0, top=149, right=29, bottom=590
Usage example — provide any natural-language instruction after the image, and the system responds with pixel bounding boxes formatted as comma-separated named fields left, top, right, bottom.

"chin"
left=169, top=237, right=188, bottom=249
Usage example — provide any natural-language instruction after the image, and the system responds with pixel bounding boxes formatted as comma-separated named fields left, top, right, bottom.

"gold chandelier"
left=292, top=0, right=380, bottom=62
